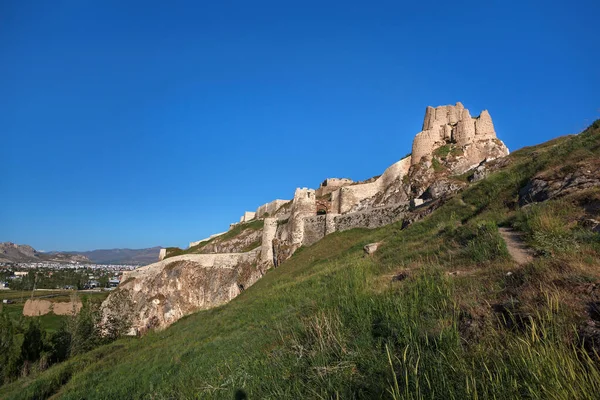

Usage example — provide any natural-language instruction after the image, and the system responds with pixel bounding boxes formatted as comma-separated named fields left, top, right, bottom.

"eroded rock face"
left=519, top=160, right=600, bottom=206
left=422, top=179, right=466, bottom=200
left=102, top=251, right=263, bottom=333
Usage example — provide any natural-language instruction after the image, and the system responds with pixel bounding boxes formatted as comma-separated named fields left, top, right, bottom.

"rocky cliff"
left=102, top=102, right=511, bottom=333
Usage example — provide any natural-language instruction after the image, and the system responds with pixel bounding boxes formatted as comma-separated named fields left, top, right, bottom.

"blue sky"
left=1, top=1, right=599, bottom=251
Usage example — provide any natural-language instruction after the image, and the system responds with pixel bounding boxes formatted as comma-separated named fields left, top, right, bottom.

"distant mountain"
left=0, top=242, right=90, bottom=264
left=64, top=247, right=162, bottom=265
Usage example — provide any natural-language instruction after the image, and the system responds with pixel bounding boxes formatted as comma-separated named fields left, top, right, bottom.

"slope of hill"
left=62, top=247, right=162, bottom=265
left=1, top=121, right=599, bottom=399
left=0, top=243, right=90, bottom=264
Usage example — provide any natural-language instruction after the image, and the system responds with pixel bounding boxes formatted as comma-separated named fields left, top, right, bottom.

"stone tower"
left=411, top=102, right=505, bottom=165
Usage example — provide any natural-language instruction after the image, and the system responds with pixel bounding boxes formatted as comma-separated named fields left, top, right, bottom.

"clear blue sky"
left=1, top=1, right=599, bottom=251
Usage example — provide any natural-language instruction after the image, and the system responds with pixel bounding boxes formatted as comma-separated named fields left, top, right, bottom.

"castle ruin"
left=104, top=102, right=509, bottom=332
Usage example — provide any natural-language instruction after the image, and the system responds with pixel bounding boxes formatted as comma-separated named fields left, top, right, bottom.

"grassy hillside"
left=1, top=121, right=599, bottom=399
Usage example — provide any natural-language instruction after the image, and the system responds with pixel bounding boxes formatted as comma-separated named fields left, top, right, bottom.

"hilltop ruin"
left=102, top=102, right=509, bottom=333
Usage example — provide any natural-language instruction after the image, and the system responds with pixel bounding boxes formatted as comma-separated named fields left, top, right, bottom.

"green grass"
left=1, top=122, right=599, bottom=399
left=1, top=290, right=70, bottom=301
left=0, top=291, right=109, bottom=334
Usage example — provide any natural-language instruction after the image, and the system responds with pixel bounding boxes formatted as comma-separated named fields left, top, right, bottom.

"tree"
left=0, top=308, right=20, bottom=383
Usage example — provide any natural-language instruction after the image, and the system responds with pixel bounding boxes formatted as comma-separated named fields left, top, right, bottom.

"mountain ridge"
left=0, top=242, right=162, bottom=265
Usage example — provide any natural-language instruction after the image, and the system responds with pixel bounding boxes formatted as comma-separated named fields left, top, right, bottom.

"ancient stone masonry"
left=256, top=199, right=289, bottom=218
left=239, top=211, right=256, bottom=223
left=260, top=218, right=278, bottom=264
left=330, top=157, right=412, bottom=215
left=104, top=101, right=512, bottom=334
left=412, top=102, right=508, bottom=171
left=188, top=232, right=227, bottom=249
left=315, top=178, right=353, bottom=198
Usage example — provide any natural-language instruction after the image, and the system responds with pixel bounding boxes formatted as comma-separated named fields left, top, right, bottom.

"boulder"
left=363, top=242, right=382, bottom=255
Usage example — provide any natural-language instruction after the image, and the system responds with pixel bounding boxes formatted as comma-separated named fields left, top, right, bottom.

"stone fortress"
left=103, top=102, right=510, bottom=332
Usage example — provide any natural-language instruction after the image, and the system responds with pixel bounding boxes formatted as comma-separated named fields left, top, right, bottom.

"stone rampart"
left=315, top=178, right=353, bottom=197
left=334, top=157, right=411, bottom=214
left=289, top=188, right=316, bottom=245
left=256, top=199, right=289, bottom=218
left=188, top=232, right=227, bottom=248
left=325, top=213, right=338, bottom=235
left=260, top=218, right=278, bottom=264
left=239, top=211, right=256, bottom=223
left=122, top=249, right=261, bottom=283
left=412, top=102, right=502, bottom=164
left=334, top=203, right=409, bottom=232
left=302, top=215, right=327, bottom=246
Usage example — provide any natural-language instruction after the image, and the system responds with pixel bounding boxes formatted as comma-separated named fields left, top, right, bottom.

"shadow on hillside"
left=235, top=389, right=248, bottom=399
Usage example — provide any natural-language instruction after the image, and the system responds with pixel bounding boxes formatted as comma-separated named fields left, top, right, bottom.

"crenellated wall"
left=158, top=248, right=167, bottom=261
left=302, top=215, right=327, bottom=246
left=112, top=101, right=512, bottom=335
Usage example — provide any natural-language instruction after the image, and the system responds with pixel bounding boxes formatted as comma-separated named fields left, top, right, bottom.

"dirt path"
left=498, top=227, right=535, bottom=265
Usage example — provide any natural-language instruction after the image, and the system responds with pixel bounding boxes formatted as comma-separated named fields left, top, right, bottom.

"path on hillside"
left=498, top=227, right=535, bottom=265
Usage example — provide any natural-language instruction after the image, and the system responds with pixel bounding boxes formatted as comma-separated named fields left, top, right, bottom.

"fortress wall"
left=331, top=189, right=342, bottom=214
left=379, top=157, right=411, bottom=188
left=256, top=199, right=289, bottom=218
left=412, top=128, right=444, bottom=164
left=325, top=213, right=338, bottom=235
left=289, top=188, right=316, bottom=245
left=189, top=232, right=227, bottom=248
left=338, top=157, right=411, bottom=214
left=422, top=106, right=435, bottom=130
left=338, top=181, right=380, bottom=214
left=413, top=103, right=499, bottom=163
left=239, top=211, right=256, bottom=223
left=158, top=248, right=167, bottom=261
left=454, top=108, right=476, bottom=146
left=334, top=203, right=409, bottom=232
left=124, top=249, right=261, bottom=283
left=302, top=215, right=327, bottom=246
left=260, top=218, right=278, bottom=264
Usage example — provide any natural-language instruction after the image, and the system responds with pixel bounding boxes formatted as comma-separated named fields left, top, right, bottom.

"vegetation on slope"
left=1, top=121, right=599, bottom=399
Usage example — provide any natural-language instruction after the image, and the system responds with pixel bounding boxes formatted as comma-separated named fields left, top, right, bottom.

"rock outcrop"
left=102, top=101, right=512, bottom=333
left=519, top=159, right=600, bottom=206
left=102, top=251, right=263, bottom=333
